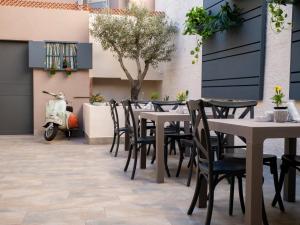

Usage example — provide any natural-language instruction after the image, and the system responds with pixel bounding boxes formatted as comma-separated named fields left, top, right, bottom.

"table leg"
left=245, top=137, right=264, bottom=225
left=156, top=120, right=165, bottom=183
left=140, top=118, right=147, bottom=169
left=284, top=138, right=297, bottom=202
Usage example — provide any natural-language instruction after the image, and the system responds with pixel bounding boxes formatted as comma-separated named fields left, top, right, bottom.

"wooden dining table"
left=140, top=112, right=191, bottom=183
left=206, top=119, right=300, bottom=225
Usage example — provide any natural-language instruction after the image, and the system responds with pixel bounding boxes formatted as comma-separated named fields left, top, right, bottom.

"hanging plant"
left=49, top=63, right=57, bottom=76
left=65, top=67, right=72, bottom=76
left=268, top=0, right=297, bottom=33
left=184, top=2, right=243, bottom=64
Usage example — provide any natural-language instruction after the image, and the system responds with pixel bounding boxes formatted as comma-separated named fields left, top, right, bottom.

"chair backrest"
left=152, top=101, right=183, bottom=112
left=121, top=99, right=138, bottom=144
left=187, top=99, right=214, bottom=174
left=131, top=100, right=150, bottom=109
left=109, top=99, right=119, bottom=131
left=209, top=100, right=257, bottom=119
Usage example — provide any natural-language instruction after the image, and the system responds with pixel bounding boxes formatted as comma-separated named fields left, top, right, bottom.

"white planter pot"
left=274, top=109, right=289, bottom=123
left=92, top=102, right=106, bottom=106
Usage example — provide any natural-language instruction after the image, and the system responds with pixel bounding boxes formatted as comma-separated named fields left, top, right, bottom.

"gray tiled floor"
left=0, top=136, right=299, bottom=225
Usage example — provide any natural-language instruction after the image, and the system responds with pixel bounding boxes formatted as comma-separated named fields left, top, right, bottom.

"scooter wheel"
left=44, top=123, right=59, bottom=141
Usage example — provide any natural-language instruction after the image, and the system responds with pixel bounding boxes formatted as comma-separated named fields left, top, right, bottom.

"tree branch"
left=109, top=42, right=134, bottom=83
left=141, top=62, right=150, bottom=81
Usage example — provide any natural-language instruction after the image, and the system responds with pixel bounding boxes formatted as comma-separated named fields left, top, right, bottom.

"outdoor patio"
left=0, top=136, right=299, bottom=225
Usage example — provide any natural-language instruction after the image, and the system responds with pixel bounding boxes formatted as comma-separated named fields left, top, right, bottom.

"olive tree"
left=90, top=5, right=177, bottom=100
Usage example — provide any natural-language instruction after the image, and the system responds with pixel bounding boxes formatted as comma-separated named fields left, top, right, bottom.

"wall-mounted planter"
left=201, top=0, right=267, bottom=100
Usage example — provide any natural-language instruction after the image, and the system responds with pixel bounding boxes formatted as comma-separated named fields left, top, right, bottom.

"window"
left=46, top=43, right=77, bottom=70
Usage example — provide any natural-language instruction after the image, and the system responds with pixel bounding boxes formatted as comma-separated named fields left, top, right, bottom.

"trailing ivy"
left=268, top=0, right=296, bottom=33
left=184, top=2, right=243, bottom=64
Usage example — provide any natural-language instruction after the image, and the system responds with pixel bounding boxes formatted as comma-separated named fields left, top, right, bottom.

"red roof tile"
left=0, top=0, right=165, bottom=15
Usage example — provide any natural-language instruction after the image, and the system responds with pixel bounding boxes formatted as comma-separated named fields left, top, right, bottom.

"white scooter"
left=42, top=91, right=78, bottom=141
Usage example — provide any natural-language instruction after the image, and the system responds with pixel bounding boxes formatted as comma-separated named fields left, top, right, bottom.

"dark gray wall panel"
left=202, top=0, right=267, bottom=100
left=0, top=41, right=33, bottom=134
left=77, top=43, right=93, bottom=69
left=202, top=86, right=261, bottom=100
left=290, top=3, right=300, bottom=99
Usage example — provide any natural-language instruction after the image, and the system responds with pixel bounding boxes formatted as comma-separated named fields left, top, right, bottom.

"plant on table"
left=176, top=90, right=189, bottom=102
left=184, top=2, right=243, bottom=64
left=90, top=4, right=177, bottom=100
left=272, top=85, right=286, bottom=108
left=90, top=94, right=105, bottom=105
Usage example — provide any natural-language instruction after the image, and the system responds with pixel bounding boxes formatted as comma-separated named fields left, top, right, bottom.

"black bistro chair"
left=151, top=101, right=192, bottom=177
left=272, top=154, right=300, bottom=209
left=109, top=99, right=128, bottom=157
left=186, top=99, right=269, bottom=225
left=209, top=99, right=284, bottom=213
left=122, top=99, right=156, bottom=180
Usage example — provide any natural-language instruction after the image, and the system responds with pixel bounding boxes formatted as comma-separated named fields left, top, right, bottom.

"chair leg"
left=187, top=173, right=203, bottom=215
left=262, top=193, right=269, bottom=225
left=147, top=143, right=151, bottom=156
left=110, top=133, right=116, bottom=153
left=176, top=140, right=185, bottom=177
left=272, top=162, right=289, bottom=208
left=229, top=176, right=235, bottom=216
left=164, top=141, right=171, bottom=177
left=124, top=144, right=133, bottom=172
left=205, top=178, right=215, bottom=225
left=187, top=150, right=194, bottom=187
left=131, top=145, right=139, bottom=180
left=269, top=159, right=285, bottom=212
left=151, top=148, right=156, bottom=164
left=114, top=133, right=121, bottom=157
left=237, top=176, right=245, bottom=214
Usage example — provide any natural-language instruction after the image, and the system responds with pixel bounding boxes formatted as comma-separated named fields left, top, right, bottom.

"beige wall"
left=0, top=6, right=90, bottom=135
left=156, top=0, right=202, bottom=100
left=129, top=0, right=155, bottom=10
left=92, top=78, right=162, bottom=101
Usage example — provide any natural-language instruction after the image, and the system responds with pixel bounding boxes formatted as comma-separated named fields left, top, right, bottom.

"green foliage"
left=49, top=63, right=57, bottom=76
left=90, top=94, right=105, bottom=104
left=184, top=2, right=243, bottom=63
left=163, top=95, right=170, bottom=101
left=272, top=85, right=285, bottom=107
left=269, top=0, right=294, bottom=33
left=176, top=90, right=189, bottom=102
left=150, top=91, right=160, bottom=101
left=90, top=5, right=177, bottom=100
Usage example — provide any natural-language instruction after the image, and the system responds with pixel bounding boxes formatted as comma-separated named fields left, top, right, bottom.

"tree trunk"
left=130, top=80, right=141, bottom=101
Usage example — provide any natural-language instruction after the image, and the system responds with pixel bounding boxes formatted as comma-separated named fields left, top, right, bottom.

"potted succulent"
left=90, top=94, right=106, bottom=106
left=176, top=90, right=189, bottom=103
left=272, top=85, right=289, bottom=122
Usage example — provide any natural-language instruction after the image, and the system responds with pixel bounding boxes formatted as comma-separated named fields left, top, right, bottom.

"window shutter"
left=28, top=41, right=46, bottom=68
left=77, top=43, right=92, bottom=69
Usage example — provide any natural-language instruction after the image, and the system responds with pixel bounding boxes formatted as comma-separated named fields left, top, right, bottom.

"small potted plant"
left=176, top=90, right=189, bottom=103
left=272, top=85, right=289, bottom=122
left=65, top=67, right=72, bottom=76
left=90, top=94, right=106, bottom=106
left=49, top=63, right=57, bottom=76
left=150, top=91, right=160, bottom=101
